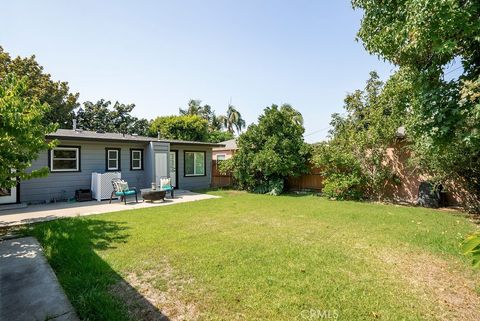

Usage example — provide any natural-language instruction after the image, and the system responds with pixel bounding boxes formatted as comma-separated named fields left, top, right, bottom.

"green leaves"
left=150, top=115, right=209, bottom=142
left=229, top=104, right=310, bottom=194
left=462, top=232, right=480, bottom=268
left=0, top=46, right=79, bottom=128
left=78, top=100, right=150, bottom=136
left=313, top=72, right=404, bottom=200
left=0, top=74, right=57, bottom=188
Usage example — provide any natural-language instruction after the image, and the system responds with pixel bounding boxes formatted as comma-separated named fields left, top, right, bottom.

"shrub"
left=229, top=104, right=310, bottom=195
left=322, top=173, right=364, bottom=200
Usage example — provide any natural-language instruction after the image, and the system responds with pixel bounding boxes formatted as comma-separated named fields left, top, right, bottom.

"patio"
left=0, top=190, right=218, bottom=227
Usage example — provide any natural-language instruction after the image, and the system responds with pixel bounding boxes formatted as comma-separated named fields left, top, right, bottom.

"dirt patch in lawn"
left=110, top=258, right=199, bottom=321
left=379, top=249, right=480, bottom=321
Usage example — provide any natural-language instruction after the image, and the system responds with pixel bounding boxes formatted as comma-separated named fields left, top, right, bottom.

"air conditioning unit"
left=91, top=172, right=121, bottom=201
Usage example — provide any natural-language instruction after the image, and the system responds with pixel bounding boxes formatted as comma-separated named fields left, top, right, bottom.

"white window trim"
left=185, top=151, right=205, bottom=176
left=216, top=154, right=226, bottom=161
left=107, top=149, right=120, bottom=171
left=50, top=147, right=79, bottom=172
left=131, top=150, right=142, bottom=170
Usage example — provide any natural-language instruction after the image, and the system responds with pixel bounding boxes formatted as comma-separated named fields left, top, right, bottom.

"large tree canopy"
left=78, top=99, right=150, bottom=136
left=150, top=115, right=209, bottom=142
left=353, top=0, right=479, bottom=73
left=0, top=46, right=79, bottom=128
left=313, top=71, right=408, bottom=200
left=352, top=0, right=480, bottom=210
left=0, top=74, right=57, bottom=188
left=227, top=104, right=310, bottom=194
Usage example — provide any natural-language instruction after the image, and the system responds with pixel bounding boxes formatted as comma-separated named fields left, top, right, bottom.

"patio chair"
left=110, top=178, right=138, bottom=205
left=159, top=177, right=174, bottom=199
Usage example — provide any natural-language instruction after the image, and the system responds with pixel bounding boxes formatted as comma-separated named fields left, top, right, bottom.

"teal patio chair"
left=159, top=177, right=174, bottom=198
left=110, top=178, right=138, bottom=204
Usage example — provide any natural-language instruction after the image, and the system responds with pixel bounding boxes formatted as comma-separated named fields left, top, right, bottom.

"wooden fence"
left=211, top=161, right=323, bottom=191
left=285, top=165, right=323, bottom=191
left=211, top=160, right=234, bottom=188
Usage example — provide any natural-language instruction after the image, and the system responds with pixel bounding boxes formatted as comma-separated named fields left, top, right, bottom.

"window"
left=106, top=148, right=120, bottom=171
left=50, top=147, right=80, bottom=172
left=216, top=154, right=226, bottom=161
left=184, top=151, right=205, bottom=176
left=130, top=149, right=143, bottom=170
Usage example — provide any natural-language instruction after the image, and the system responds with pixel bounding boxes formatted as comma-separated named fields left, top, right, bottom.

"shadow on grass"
left=23, top=218, right=170, bottom=321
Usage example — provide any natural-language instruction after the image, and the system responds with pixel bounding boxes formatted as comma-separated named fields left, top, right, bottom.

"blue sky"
left=1, top=0, right=394, bottom=142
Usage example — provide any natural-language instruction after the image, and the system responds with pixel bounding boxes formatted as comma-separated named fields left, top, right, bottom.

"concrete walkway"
left=0, top=190, right=219, bottom=227
left=0, top=237, right=79, bottom=321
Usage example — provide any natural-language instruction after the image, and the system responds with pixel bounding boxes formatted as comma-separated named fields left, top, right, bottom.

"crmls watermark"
left=300, top=309, right=339, bottom=320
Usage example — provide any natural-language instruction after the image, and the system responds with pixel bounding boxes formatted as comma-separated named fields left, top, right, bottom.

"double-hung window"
left=184, top=151, right=205, bottom=176
left=130, top=149, right=143, bottom=170
left=106, top=148, right=121, bottom=171
left=50, top=147, right=80, bottom=172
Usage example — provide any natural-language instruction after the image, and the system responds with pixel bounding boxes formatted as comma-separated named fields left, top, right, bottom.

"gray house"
left=2, top=129, right=223, bottom=205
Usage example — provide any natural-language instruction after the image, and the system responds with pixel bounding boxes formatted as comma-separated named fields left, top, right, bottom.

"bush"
left=253, top=178, right=284, bottom=196
left=322, top=173, right=364, bottom=200
left=229, top=104, right=310, bottom=195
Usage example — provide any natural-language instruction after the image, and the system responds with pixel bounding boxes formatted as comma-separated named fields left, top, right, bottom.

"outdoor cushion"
left=159, top=178, right=173, bottom=190
left=113, top=180, right=129, bottom=192
left=119, top=181, right=129, bottom=192
left=115, top=190, right=136, bottom=196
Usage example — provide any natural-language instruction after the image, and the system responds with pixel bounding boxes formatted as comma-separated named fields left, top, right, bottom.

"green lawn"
left=25, top=190, right=480, bottom=321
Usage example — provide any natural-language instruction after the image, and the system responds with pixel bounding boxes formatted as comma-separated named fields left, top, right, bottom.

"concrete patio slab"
left=0, top=237, right=79, bottom=321
left=0, top=190, right=219, bottom=227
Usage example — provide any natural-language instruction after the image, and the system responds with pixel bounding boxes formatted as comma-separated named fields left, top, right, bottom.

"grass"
left=24, top=190, right=480, bottom=321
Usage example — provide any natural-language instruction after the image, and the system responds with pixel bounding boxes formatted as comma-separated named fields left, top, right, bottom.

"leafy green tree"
left=207, top=130, right=234, bottom=143
left=220, top=105, right=246, bottom=134
left=228, top=104, right=310, bottom=194
left=179, top=99, right=229, bottom=131
left=0, top=46, right=79, bottom=128
left=312, top=142, right=365, bottom=200
left=352, top=0, right=480, bottom=264
left=177, top=99, right=243, bottom=140
left=352, top=0, right=480, bottom=210
left=179, top=99, right=203, bottom=117
left=78, top=100, right=150, bottom=135
left=78, top=100, right=112, bottom=132
left=149, top=115, right=209, bottom=141
left=0, top=74, right=57, bottom=188
left=313, top=72, right=405, bottom=200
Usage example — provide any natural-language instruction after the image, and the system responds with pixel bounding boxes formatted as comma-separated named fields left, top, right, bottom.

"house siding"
left=21, top=140, right=150, bottom=203
left=170, top=144, right=212, bottom=190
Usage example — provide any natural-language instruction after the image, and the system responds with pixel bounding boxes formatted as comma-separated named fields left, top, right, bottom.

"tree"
left=221, top=105, right=246, bottom=134
left=207, top=130, right=234, bottom=143
left=179, top=99, right=203, bottom=117
left=0, top=46, right=79, bottom=128
left=352, top=0, right=480, bottom=210
left=149, top=115, right=209, bottom=141
left=312, top=72, right=405, bottom=200
left=78, top=100, right=150, bottom=135
left=227, top=104, right=310, bottom=194
left=0, top=74, right=57, bottom=189
left=352, top=0, right=480, bottom=267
